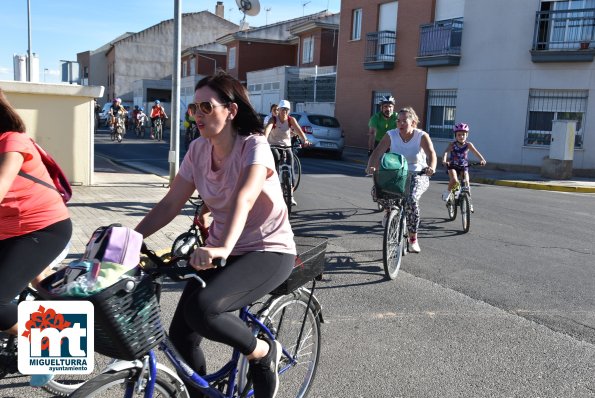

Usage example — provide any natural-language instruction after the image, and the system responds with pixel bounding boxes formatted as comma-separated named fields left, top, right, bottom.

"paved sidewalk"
left=343, top=147, right=595, bottom=193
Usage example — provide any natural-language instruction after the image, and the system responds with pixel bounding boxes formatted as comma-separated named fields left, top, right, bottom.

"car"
left=290, top=112, right=345, bottom=158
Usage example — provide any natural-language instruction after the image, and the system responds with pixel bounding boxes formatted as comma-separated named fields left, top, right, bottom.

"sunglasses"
left=188, top=101, right=229, bottom=116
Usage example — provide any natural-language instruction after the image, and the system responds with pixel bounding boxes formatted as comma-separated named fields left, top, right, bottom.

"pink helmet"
left=453, top=122, right=469, bottom=133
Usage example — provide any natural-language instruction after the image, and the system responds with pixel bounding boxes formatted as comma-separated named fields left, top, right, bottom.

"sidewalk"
left=342, top=146, right=595, bottom=193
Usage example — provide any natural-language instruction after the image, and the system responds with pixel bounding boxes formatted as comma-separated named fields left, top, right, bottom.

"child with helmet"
left=441, top=122, right=487, bottom=201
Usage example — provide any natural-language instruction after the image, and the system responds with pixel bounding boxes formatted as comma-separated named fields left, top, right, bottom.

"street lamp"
left=43, top=68, right=48, bottom=82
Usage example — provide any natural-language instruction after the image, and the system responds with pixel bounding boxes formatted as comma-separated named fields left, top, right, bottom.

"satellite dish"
left=236, top=0, right=260, bottom=17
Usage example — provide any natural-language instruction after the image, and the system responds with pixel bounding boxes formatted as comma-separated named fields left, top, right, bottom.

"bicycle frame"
left=116, top=285, right=322, bottom=398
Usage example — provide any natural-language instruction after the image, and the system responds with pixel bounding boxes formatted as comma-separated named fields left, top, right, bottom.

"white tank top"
left=268, top=118, right=292, bottom=146
left=387, top=129, right=428, bottom=171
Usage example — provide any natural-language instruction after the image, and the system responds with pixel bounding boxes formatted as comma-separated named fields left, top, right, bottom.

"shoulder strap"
left=17, top=170, right=59, bottom=192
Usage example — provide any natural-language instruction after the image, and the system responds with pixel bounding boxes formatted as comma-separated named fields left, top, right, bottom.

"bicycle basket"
left=37, top=272, right=164, bottom=360
left=271, top=236, right=327, bottom=296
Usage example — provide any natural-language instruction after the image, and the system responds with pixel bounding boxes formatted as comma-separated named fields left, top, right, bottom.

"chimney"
left=216, top=1, right=224, bottom=18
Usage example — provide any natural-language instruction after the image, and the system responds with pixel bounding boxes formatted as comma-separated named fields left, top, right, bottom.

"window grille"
left=426, top=89, right=457, bottom=139
left=525, top=89, right=587, bottom=147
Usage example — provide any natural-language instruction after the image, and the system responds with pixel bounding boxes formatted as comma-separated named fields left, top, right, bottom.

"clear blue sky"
left=1, top=0, right=340, bottom=83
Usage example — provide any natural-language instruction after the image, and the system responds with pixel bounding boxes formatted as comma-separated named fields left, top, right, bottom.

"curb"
left=473, top=177, right=595, bottom=193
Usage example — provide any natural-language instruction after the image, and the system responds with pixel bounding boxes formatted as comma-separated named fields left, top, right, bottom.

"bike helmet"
left=134, top=105, right=139, bottom=110
left=115, top=97, right=122, bottom=103
left=154, top=100, right=161, bottom=105
left=453, top=122, right=470, bottom=133
left=379, top=95, right=395, bottom=105
left=139, top=106, right=144, bottom=111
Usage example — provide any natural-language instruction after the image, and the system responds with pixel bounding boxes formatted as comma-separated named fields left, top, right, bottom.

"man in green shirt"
left=368, top=95, right=397, bottom=156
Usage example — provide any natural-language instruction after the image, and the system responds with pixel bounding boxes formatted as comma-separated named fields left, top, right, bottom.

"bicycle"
left=110, top=112, right=126, bottom=143
left=291, top=138, right=303, bottom=192
left=270, top=144, right=296, bottom=216
left=372, top=169, right=429, bottom=280
left=152, top=117, right=165, bottom=141
left=49, top=236, right=325, bottom=398
left=445, top=162, right=481, bottom=233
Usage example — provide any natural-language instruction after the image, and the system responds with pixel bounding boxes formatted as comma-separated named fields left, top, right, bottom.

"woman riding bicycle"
left=135, top=71, right=296, bottom=398
left=0, top=89, right=72, bottom=385
left=441, top=122, right=486, bottom=201
left=263, top=100, right=310, bottom=206
left=366, top=106, right=437, bottom=254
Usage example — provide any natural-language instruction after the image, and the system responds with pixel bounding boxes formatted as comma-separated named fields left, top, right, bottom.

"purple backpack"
left=83, top=224, right=143, bottom=268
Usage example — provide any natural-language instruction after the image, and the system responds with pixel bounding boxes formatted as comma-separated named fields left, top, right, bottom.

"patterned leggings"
left=404, top=174, right=430, bottom=234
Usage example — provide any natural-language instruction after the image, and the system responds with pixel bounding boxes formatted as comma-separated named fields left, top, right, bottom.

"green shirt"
left=368, top=112, right=397, bottom=143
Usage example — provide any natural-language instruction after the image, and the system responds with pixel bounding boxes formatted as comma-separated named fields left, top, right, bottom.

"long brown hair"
left=0, top=88, right=26, bottom=134
left=195, top=71, right=263, bottom=136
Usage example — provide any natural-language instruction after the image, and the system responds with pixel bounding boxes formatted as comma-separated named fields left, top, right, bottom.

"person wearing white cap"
left=264, top=100, right=310, bottom=206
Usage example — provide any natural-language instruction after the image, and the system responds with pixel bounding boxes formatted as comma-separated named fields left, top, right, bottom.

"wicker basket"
left=271, top=236, right=327, bottom=296
left=37, top=271, right=164, bottom=360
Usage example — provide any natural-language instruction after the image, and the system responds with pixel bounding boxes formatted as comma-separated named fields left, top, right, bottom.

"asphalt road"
left=2, top=130, right=593, bottom=397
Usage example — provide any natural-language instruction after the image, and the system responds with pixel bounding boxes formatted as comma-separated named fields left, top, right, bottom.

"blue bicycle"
left=59, top=239, right=326, bottom=398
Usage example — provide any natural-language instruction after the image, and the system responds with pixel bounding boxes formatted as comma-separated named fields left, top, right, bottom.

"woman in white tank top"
left=366, top=107, right=437, bottom=253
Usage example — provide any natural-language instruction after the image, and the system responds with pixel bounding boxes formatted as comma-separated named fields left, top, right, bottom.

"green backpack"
left=375, top=153, right=409, bottom=195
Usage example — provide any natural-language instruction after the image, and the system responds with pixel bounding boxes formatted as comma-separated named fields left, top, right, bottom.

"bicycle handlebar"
left=366, top=167, right=431, bottom=177
left=141, top=244, right=225, bottom=288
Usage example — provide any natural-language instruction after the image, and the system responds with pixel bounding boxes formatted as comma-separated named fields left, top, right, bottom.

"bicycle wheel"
left=42, top=354, right=115, bottom=396
left=0, top=332, right=18, bottom=379
left=157, top=123, right=163, bottom=141
left=266, top=293, right=321, bottom=398
left=282, top=171, right=293, bottom=216
left=68, top=368, right=181, bottom=398
left=116, top=126, right=123, bottom=143
left=292, top=156, right=302, bottom=192
left=446, top=194, right=457, bottom=221
left=460, top=194, right=471, bottom=233
left=382, top=208, right=405, bottom=280
left=110, top=130, right=115, bottom=141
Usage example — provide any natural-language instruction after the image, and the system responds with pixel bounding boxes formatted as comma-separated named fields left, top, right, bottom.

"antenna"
left=235, top=0, right=261, bottom=28
left=302, top=1, right=311, bottom=16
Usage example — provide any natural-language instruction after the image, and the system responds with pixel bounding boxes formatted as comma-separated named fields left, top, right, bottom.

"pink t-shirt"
left=0, top=132, right=69, bottom=240
left=179, top=134, right=296, bottom=256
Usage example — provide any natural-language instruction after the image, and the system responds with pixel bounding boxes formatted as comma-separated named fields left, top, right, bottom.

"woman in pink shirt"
left=135, top=72, right=295, bottom=398
left=0, top=89, right=72, bottom=336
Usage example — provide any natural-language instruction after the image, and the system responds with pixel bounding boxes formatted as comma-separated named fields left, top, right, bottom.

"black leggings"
left=0, top=218, right=72, bottom=330
left=168, top=251, right=293, bottom=390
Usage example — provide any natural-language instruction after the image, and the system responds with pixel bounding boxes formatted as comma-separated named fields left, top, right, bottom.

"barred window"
left=371, top=91, right=394, bottom=114
left=426, top=89, right=457, bottom=139
left=525, top=89, right=587, bottom=147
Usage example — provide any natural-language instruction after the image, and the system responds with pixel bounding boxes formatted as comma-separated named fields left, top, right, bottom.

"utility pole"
left=27, top=0, right=32, bottom=81
left=169, top=0, right=182, bottom=185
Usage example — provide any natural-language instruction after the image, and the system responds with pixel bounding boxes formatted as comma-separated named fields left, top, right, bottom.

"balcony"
left=531, top=8, right=595, bottom=62
left=364, top=31, right=397, bottom=70
left=416, top=18, right=463, bottom=67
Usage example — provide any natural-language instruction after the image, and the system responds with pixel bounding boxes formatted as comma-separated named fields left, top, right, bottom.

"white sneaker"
left=409, top=239, right=421, bottom=253
left=291, top=197, right=297, bottom=206
left=441, top=191, right=451, bottom=201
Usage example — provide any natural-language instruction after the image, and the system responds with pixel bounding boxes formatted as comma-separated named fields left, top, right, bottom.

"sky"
left=1, top=0, right=340, bottom=83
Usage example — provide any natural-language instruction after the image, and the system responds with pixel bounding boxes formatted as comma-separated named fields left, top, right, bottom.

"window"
left=426, top=89, right=457, bottom=139
left=352, top=8, right=362, bottom=40
left=182, top=61, right=187, bottom=77
left=190, top=59, right=196, bottom=76
left=228, top=47, right=236, bottom=70
left=525, top=89, right=587, bottom=147
left=371, top=91, right=394, bottom=114
left=302, top=36, right=314, bottom=64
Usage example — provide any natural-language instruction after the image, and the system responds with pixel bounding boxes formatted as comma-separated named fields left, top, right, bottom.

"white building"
left=13, top=53, right=39, bottom=82
left=420, top=0, right=595, bottom=174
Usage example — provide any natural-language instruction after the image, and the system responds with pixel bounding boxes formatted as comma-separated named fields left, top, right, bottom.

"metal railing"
left=364, top=30, right=397, bottom=63
left=418, top=18, right=463, bottom=57
left=533, top=8, right=595, bottom=50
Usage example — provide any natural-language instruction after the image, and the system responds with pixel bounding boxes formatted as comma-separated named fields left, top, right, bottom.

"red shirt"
left=0, top=132, right=69, bottom=239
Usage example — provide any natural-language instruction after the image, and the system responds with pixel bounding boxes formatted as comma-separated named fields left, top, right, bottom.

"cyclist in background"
left=441, top=122, right=487, bottom=201
left=109, top=98, right=127, bottom=131
left=263, top=99, right=310, bottom=206
left=150, top=100, right=168, bottom=132
left=367, top=95, right=397, bottom=156
left=366, top=106, right=437, bottom=254
left=135, top=72, right=296, bottom=398
left=263, top=103, right=278, bottom=126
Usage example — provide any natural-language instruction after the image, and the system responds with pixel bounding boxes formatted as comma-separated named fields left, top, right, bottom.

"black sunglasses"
left=188, top=101, right=229, bottom=116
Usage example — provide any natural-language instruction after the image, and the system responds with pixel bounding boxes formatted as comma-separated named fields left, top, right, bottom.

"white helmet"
left=379, top=95, right=395, bottom=105
left=278, top=99, right=291, bottom=110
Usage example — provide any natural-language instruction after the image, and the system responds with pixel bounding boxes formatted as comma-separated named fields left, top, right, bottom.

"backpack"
left=18, top=139, right=72, bottom=203
left=374, top=153, right=409, bottom=195
left=82, top=224, right=144, bottom=269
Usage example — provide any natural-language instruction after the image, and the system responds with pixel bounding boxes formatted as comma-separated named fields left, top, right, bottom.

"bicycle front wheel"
left=292, top=156, right=302, bottom=191
left=267, top=293, right=321, bottom=398
left=383, top=208, right=405, bottom=280
left=460, top=194, right=471, bottom=233
left=282, top=171, right=293, bottom=216
left=446, top=195, right=457, bottom=221
left=68, top=368, right=182, bottom=398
